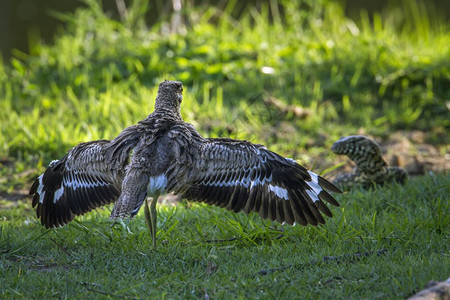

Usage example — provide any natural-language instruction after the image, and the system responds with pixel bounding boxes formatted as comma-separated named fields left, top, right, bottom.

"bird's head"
left=154, top=80, right=183, bottom=113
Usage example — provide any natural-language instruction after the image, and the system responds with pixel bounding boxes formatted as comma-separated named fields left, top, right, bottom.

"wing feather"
left=178, top=138, right=341, bottom=226
left=29, top=140, right=124, bottom=228
left=282, top=199, right=295, bottom=225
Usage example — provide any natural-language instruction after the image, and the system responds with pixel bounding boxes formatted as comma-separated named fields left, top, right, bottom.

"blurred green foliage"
left=0, top=0, right=448, bottom=163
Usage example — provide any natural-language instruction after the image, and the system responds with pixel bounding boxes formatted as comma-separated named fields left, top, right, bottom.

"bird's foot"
left=110, top=218, right=133, bottom=234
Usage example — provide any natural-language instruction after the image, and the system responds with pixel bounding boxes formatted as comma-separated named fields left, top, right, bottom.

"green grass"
left=0, top=0, right=449, bottom=298
left=1, top=174, right=449, bottom=298
left=0, top=0, right=449, bottom=164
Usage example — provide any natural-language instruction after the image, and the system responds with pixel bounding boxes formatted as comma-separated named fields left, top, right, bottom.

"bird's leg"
left=144, top=194, right=160, bottom=248
left=150, top=193, right=160, bottom=248
left=144, top=198, right=153, bottom=239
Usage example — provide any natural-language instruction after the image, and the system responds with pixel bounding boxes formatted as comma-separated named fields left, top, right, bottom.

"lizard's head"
left=331, top=135, right=381, bottom=158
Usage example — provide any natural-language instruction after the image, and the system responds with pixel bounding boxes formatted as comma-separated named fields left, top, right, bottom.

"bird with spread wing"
left=30, top=80, right=342, bottom=247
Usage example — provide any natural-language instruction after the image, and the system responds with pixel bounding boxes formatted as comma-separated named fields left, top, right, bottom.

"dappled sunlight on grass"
left=0, top=0, right=448, bottom=165
left=1, top=174, right=448, bottom=298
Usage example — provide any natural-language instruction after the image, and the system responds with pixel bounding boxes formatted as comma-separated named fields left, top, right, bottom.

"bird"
left=30, top=80, right=342, bottom=247
left=331, top=135, right=408, bottom=191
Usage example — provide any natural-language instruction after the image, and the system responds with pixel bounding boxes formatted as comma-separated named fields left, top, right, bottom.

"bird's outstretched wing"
left=178, top=138, right=341, bottom=226
left=30, top=140, right=123, bottom=228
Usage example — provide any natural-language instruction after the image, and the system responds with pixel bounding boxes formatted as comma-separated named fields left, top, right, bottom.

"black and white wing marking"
left=179, top=138, right=341, bottom=226
left=30, top=141, right=122, bottom=228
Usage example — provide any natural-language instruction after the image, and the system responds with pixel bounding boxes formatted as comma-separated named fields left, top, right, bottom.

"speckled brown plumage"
left=30, top=80, right=342, bottom=246
left=331, top=135, right=408, bottom=190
